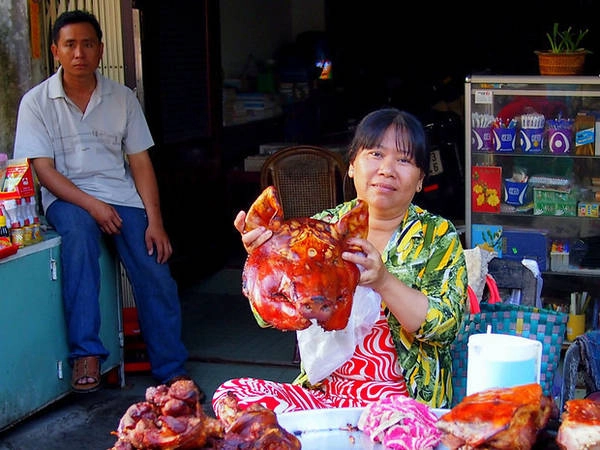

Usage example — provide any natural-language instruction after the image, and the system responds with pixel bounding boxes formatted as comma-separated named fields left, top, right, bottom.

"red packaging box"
left=471, top=165, right=502, bottom=213
left=0, top=158, right=36, bottom=200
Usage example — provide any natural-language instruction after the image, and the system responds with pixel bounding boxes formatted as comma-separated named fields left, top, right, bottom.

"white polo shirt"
left=13, top=67, right=154, bottom=213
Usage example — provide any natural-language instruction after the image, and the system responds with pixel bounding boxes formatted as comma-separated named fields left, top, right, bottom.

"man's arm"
left=127, top=150, right=172, bottom=263
left=32, top=157, right=124, bottom=235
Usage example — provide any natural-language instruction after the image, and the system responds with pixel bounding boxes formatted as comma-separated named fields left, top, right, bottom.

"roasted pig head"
left=557, top=398, right=600, bottom=450
left=436, top=383, right=554, bottom=450
left=216, top=392, right=301, bottom=450
left=242, top=186, right=368, bottom=331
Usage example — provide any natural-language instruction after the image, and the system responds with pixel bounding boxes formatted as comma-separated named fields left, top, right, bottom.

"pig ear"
left=335, top=200, right=368, bottom=240
left=244, top=186, right=284, bottom=232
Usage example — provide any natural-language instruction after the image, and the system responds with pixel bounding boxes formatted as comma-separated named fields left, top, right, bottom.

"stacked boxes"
left=533, top=187, right=577, bottom=216
left=578, top=202, right=600, bottom=217
left=502, top=229, right=548, bottom=271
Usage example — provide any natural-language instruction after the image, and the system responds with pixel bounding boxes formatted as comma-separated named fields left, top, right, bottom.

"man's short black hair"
left=52, top=10, right=103, bottom=44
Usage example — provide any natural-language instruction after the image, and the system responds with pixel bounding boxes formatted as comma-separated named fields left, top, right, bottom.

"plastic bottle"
left=5, top=198, right=24, bottom=248
left=0, top=212, right=11, bottom=248
left=20, top=196, right=34, bottom=245
left=27, top=195, right=42, bottom=243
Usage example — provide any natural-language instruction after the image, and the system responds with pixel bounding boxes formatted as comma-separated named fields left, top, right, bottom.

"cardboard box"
left=578, top=201, right=600, bottom=217
left=471, top=224, right=503, bottom=257
left=0, top=158, right=36, bottom=201
left=471, top=166, right=502, bottom=213
left=502, top=229, right=548, bottom=271
left=244, top=155, right=269, bottom=172
left=533, top=187, right=577, bottom=217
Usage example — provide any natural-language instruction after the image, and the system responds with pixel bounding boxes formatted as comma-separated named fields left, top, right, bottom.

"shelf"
left=473, top=152, right=600, bottom=159
left=466, top=75, right=600, bottom=305
left=544, top=268, right=600, bottom=277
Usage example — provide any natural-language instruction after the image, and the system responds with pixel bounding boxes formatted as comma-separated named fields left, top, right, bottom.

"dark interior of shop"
left=133, top=1, right=598, bottom=285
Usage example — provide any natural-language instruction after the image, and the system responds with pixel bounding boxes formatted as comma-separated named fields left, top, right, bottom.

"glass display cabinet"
left=464, top=75, right=600, bottom=312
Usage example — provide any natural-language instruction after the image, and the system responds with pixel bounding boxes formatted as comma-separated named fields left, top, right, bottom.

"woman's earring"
left=348, top=167, right=354, bottom=177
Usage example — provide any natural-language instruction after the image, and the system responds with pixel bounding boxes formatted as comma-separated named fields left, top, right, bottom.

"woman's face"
left=349, top=125, right=425, bottom=219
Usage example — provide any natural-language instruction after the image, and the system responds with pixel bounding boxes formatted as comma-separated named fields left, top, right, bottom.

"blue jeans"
left=46, top=200, right=188, bottom=383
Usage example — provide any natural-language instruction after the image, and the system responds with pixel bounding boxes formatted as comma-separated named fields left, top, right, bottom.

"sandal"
left=71, top=356, right=101, bottom=393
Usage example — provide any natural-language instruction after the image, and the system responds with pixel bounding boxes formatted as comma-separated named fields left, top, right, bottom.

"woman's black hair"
left=347, top=108, right=430, bottom=175
left=52, top=10, right=103, bottom=44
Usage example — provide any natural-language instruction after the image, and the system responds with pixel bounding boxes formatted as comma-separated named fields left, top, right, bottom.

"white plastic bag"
left=296, top=286, right=381, bottom=384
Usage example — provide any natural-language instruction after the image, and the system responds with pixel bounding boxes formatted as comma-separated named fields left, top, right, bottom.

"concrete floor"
left=0, top=266, right=300, bottom=450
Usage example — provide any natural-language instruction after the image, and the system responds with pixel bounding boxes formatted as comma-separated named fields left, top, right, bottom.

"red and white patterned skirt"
left=212, top=309, right=408, bottom=417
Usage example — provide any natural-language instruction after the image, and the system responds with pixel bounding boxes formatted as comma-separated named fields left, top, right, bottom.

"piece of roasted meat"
left=111, top=384, right=301, bottom=450
left=436, top=383, right=554, bottom=450
left=110, top=379, right=224, bottom=449
left=556, top=398, right=600, bottom=450
left=214, top=391, right=301, bottom=450
left=242, top=185, right=368, bottom=331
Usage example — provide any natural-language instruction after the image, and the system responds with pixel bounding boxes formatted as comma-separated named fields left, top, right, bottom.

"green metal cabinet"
left=0, top=233, right=123, bottom=431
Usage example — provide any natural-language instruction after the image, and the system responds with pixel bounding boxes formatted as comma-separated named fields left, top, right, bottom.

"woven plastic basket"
left=536, top=51, right=586, bottom=76
left=450, top=302, right=568, bottom=406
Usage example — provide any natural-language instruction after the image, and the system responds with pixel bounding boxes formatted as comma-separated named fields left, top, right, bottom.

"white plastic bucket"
left=466, top=332, right=542, bottom=396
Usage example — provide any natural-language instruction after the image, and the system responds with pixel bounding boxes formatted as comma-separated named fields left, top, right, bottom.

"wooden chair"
left=260, top=145, right=349, bottom=219
left=260, top=145, right=349, bottom=363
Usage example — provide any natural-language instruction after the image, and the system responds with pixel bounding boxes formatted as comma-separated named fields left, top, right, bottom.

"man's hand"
left=144, top=222, right=173, bottom=264
left=88, top=199, right=123, bottom=235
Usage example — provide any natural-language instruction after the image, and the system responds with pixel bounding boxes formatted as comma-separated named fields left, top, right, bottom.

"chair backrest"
left=260, top=145, right=349, bottom=219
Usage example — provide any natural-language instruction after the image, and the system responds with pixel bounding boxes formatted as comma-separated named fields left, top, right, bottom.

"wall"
left=0, top=0, right=46, bottom=158
left=219, top=0, right=324, bottom=79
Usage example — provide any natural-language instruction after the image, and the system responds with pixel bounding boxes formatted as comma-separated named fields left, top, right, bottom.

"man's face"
left=51, top=22, right=103, bottom=77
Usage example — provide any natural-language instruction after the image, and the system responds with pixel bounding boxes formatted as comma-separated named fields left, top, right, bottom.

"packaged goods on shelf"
left=533, top=187, right=577, bottom=216
left=574, top=112, right=596, bottom=156
left=471, top=166, right=502, bottom=213
left=502, top=229, right=549, bottom=271
left=550, top=240, right=570, bottom=272
left=0, top=158, right=35, bottom=199
left=471, top=224, right=503, bottom=257
left=578, top=201, right=600, bottom=217
left=0, top=158, right=42, bottom=247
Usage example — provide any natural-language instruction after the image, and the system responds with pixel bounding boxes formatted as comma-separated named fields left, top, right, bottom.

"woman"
left=213, top=108, right=467, bottom=414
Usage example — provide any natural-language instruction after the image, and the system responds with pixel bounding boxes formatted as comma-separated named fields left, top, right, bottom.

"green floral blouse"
left=310, top=200, right=468, bottom=408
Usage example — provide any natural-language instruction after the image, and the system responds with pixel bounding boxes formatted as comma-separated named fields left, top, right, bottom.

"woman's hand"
left=342, top=237, right=390, bottom=289
left=234, top=210, right=273, bottom=254
left=343, top=236, right=427, bottom=332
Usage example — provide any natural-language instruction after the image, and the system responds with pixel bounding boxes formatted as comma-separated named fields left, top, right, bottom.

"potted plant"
left=535, top=23, right=592, bottom=75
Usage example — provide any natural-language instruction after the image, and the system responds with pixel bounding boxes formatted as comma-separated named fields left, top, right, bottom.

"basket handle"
left=485, top=274, right=502, bottom=304
left=467, top=286, right=481, bottom=314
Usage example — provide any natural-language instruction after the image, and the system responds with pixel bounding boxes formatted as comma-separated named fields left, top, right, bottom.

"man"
left=13, top=9, right=199, bottom=397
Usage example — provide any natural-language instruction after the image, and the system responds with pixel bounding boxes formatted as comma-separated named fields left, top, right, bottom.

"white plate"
left=277, top=406, right=450, bottom=450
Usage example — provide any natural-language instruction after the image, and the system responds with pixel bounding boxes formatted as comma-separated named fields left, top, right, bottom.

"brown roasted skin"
left=110, top=380, right=224, bottom=449
left=557, top=398, right=600, bottom=450
left=242, top=185, right=369, bottom=331
left=111, top=384, right=301, bottom=450
left=436, top=383, right=554, bottom=450
left=214, top=391, right=301, bottom=450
